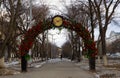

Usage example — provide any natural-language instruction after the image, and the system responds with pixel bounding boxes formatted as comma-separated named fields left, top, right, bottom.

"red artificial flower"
left=63, top=20, right=71, bottom=26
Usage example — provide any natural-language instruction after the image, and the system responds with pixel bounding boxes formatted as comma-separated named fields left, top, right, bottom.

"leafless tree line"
left=0, top=0, right=51, bottom=66
left=0, top=0, right=120, bottom=68
left=60, top=0, right=120, bottom=65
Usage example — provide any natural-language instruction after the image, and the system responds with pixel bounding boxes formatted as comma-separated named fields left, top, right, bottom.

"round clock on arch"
left=52, top=15, right=63, bottom=27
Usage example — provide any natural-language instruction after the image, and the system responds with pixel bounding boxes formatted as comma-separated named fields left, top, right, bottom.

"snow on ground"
left=2, top=58, right=120, bottom=77
left=4, top=58, right=71, bottom=69
left=30, top=58, right=71, bottom=68
left=32, top=61, right=46, bottom=68
left=47, top=58, right=71, bottom=63
left=62, top=58, right=71, bottom=61
left=74, top=59, right=120, bottom=78
left=5, top=61, right=19, bottom=67
left=47, top=58, right=62, bottom=63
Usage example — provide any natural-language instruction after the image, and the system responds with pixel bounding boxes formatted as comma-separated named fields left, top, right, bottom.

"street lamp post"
left=51, top=34, right=53, bottom=58
left=53, top=38, right=56, bottom=58
left=46, top=30, right=49, bottom=60
left=30, top=0, right=32, bottom=22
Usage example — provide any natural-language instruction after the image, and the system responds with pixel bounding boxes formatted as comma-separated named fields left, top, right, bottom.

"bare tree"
left=32, top=4, right=50, bottom=23
left=0, top=0, right=50, bottom=69
left=107, top=39, right=120, bottom=53
left=0, top=0, right=22, bottom=68
left=89, top=0, right=120, bottom=65
left=62, top=41, right=72, bottom=59
left=61, top=0, right=88, bottom=61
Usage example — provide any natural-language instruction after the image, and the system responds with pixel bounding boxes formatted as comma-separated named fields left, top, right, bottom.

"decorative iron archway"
left=19, top=15, right=97, bottom=72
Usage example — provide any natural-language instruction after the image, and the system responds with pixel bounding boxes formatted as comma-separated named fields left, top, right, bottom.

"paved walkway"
left=1, top=60, right=94, bottom=78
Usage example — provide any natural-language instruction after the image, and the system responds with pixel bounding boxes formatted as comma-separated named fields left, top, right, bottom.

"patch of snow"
left=62, top=58, right=71, bottom=62
left=47, top=58, right=71, bottom=63
left=40, top=61, right=46, bottom=65
left=33, top=61, right=46, bottom=68
left=94, top=73, right=100, bottom=78
left=13, top=71, right=21, bottom=75
left=75, top=63, right=82, bottom=66
left=5, top=61, right=19, bottom=67
left=34, top=65, right=42, bottom=68
left=47, top=58, right=61, bottom=63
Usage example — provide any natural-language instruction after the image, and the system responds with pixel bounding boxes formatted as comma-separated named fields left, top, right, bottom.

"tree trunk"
left=103, top=55, right=108, bottom=65
left=77, top=39, right=81, bottom=62
left=0, top=57, right=6, bottom=68
left=71, top=49, right=75, bottom=61
left=97, top=37, right=102, bottom=64
left=97, top=56, right=101, bottom=64
left=101, top=32, right=108, bottom=65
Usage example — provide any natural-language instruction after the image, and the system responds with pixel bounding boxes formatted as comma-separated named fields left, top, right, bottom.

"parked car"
left=109, top=53, right=120, bottom=58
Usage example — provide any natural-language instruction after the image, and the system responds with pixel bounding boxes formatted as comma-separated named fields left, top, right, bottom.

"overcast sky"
left=34, top=0, right=120, bottom=47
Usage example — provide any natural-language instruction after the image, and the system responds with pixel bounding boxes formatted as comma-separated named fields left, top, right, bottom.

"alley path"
left=1, top=59, right=94, bottom=78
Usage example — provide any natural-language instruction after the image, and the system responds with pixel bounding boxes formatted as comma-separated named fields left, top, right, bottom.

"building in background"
left=97, top=31, right=120, bottom=56
left=106, top=31, right=120, bottom=45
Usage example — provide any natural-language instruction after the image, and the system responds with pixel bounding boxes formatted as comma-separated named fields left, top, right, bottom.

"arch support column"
left=89, top=56, right=96, bottom=71
left=21, top=55, right=27, bottom=72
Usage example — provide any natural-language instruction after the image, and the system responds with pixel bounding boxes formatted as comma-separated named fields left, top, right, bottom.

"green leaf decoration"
left=51, top=24, right=54, bottom=27
left=51, top=24, right=55, bottom=29
left=85, top=55, right=89, bottom=58
left=69, top=19, right=76, bottom=24
left=58, top=27, right=63, bottom=32
left=25, top=54, right=31, bottom=61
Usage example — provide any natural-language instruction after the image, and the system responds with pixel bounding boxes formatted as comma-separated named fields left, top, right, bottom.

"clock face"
left=53, top=16, right=63, bottom=27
